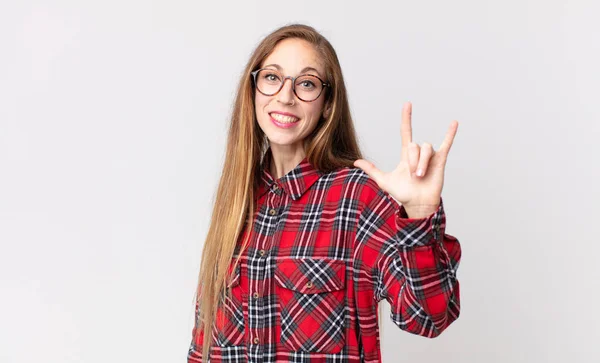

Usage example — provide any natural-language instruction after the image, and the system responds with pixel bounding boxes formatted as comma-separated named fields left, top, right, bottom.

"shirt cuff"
left=394, top=197, right=446, bottom=248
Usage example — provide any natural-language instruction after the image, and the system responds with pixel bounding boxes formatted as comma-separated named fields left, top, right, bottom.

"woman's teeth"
left=271, top=113, right=299, bottom=123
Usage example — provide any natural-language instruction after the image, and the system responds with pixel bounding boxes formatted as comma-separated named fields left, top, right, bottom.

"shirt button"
left=253, top=337, right=260, bottom=344
left=259, top=249, right=266, bottom=256
left=306, top=281, right=313, bottom=289
left=269, top=208, right=277, bottom=216
left=272, top=184, right=279, bottom=191
left=253, top=292, right=259, bottom=299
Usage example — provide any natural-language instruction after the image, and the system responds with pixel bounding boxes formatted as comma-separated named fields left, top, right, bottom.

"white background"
left=1, top=0, right=598, bottom=362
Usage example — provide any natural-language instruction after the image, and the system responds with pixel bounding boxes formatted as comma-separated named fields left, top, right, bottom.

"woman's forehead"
left=262, top=38, right=324, bottom=76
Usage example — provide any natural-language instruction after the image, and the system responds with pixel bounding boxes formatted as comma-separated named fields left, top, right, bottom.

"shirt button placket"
left=250, top=190, right=280, bottom=357
left=249, top=246, right=267, bottom=355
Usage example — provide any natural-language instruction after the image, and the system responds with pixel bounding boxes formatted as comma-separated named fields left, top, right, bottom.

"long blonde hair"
left=194, top=23, right=363, bottom=361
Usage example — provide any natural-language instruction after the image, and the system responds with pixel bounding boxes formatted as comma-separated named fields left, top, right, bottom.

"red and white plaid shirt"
left=188, top=150, right=461, bottom=362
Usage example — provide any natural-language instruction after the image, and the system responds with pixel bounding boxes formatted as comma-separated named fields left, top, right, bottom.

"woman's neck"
left=268, top=144, right=306, bottom=180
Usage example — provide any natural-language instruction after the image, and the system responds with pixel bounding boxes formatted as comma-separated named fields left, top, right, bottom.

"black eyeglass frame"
left=250, top=68, right=330, bottom=102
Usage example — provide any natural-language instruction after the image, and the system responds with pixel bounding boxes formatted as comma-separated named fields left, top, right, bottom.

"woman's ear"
left=323, top=104, right=332, bottom=119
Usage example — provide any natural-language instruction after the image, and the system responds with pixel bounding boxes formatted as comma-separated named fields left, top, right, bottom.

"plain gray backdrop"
left=1, top=0, right=598, bottom=362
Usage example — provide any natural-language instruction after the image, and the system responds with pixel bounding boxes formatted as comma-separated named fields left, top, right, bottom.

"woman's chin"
left=267, top=138, right=297, bottom=147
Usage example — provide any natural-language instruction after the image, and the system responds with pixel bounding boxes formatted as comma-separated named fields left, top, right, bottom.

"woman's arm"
left=355, top=188, right=461, bottom=337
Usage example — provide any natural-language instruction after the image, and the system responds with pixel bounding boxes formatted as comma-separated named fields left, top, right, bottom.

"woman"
left=189, top=23, right=461, bottom=363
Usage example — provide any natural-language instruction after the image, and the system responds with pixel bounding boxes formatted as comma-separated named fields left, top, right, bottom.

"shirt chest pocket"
left=212, top=261, right=246, bottom=347
left=274, top=258, right=346, bottom=354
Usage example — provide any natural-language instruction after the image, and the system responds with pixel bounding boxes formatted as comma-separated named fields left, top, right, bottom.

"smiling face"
left=254, top=38, right=329, bottom=153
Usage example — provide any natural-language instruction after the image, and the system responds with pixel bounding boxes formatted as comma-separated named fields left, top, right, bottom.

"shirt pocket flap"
left=275, top=258, right=346, bottom=293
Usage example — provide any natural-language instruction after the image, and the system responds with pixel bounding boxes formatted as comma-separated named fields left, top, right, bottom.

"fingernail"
left=416, top=169, right=423, bottom=177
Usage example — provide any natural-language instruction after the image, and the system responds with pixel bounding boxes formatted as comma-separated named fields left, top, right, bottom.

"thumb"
left=354, top=159, right=384, bottom=186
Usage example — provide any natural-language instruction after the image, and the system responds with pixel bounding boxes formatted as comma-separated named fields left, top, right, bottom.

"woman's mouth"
left=269, top=112, right=299, bottom=128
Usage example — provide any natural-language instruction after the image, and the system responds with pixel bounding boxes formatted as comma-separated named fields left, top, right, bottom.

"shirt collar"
left=257, top=148, right=324, bottom=201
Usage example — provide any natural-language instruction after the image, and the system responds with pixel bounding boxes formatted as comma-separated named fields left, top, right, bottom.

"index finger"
left=400, top=102, right=413, bottom=149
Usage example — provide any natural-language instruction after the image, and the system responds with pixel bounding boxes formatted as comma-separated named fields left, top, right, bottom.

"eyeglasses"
left=251, top=68, right=330, bottom=102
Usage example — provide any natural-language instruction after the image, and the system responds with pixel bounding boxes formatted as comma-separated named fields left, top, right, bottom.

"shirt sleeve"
left=354, top=186, right=461, bottom=338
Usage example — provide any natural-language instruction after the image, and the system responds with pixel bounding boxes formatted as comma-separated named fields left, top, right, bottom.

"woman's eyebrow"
left=263, top=63, right=322, bottom=77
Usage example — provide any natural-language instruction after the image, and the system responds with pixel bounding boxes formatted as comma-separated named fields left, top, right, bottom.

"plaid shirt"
left=188, top=151, right=461, bottom=362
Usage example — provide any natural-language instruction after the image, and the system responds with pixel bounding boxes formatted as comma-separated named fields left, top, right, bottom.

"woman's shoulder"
left=321, top=166, right=383, bottom=201
left=313, top=165, right=400, bottom=221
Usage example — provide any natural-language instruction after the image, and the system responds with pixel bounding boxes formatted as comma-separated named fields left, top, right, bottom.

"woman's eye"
left=265, top=73, right=280, bottom=82
left=299, top=80, right=315, bottom=89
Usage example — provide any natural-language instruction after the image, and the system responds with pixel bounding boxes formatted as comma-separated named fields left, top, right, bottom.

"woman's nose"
left=276, top=78, right=295, bottom=104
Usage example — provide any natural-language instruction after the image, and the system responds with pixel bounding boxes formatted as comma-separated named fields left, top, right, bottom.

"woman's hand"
left=353, top=102, right=459, bottom=219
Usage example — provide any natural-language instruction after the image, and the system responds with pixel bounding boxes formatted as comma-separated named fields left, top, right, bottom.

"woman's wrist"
left=402, top=203, right=439, bottom=219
